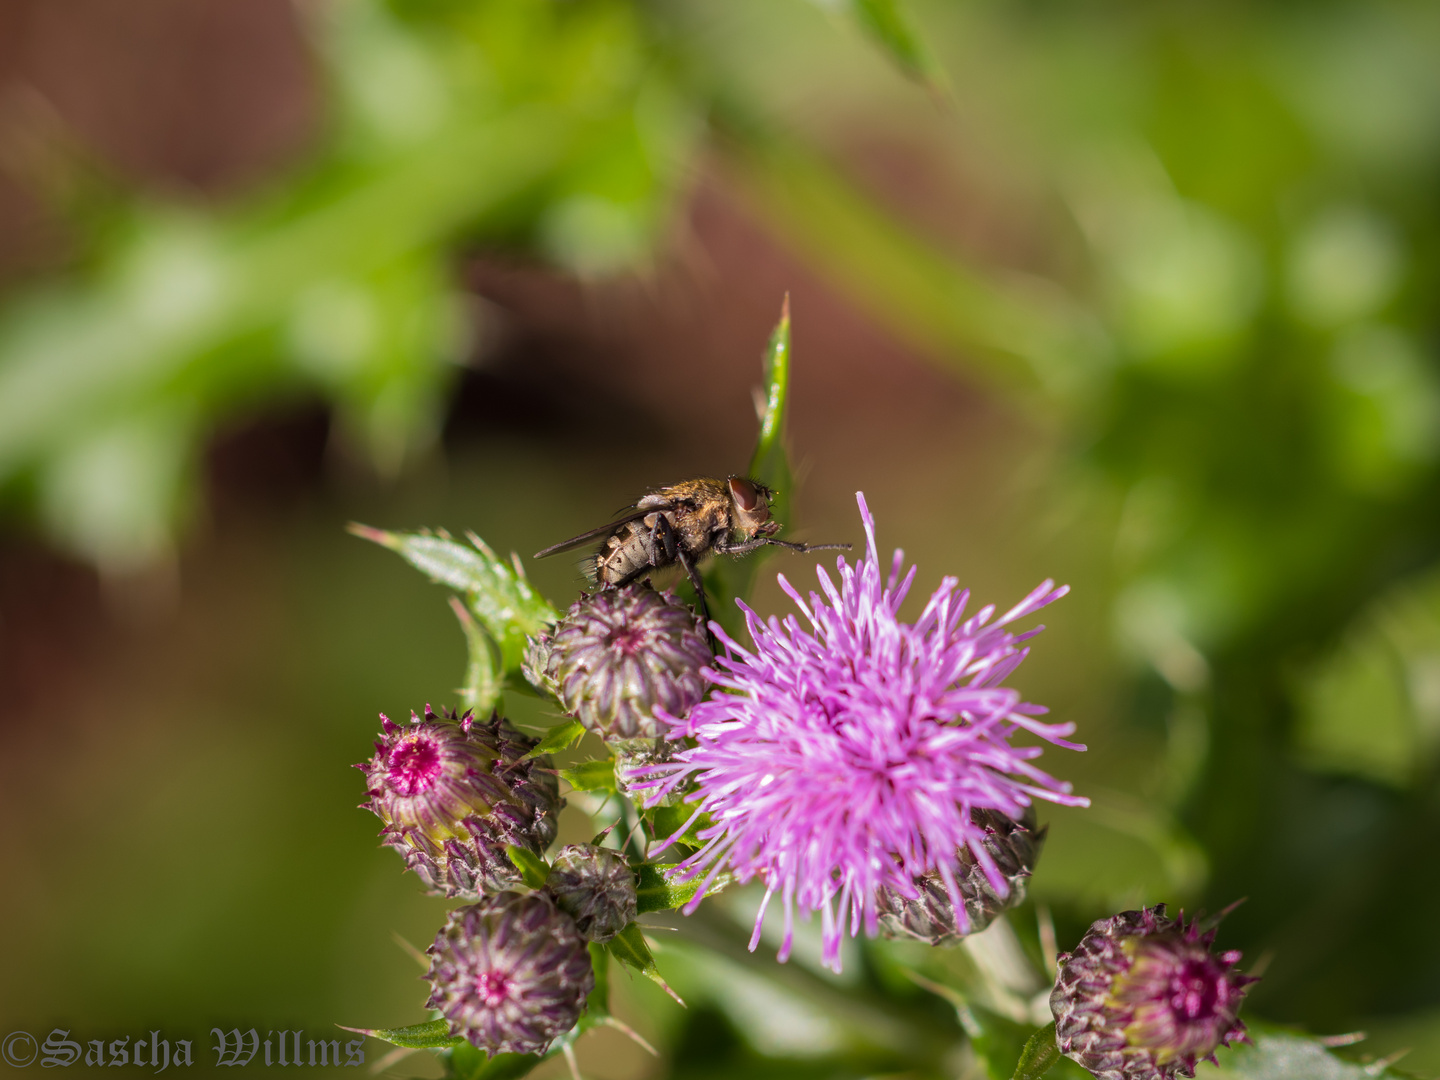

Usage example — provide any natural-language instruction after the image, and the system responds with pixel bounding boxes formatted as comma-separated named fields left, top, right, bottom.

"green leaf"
left=805, top=0, right=945, bottom=92
left=749, top=294, right=793, bottom=495
left=505, top=845, right=550, bottom=889
left=1213, top=1029, right=1413, bottom=1078
left=450, top=597, right=502, bottom=715
left=524, top=718, right=585, bottom=761
left=1010, top=1022, right=1060, bottom=1080
left=560, top=758, right=616, bottom=792
left=349, top=525, right=557, bottom=673
left=634, top=863, right=702, bottom=914
left=704, top=298, right=796, bottom=637
left=646, top=800, right=714, bottom=849
left=343, top=1018, right=463, bottom=1050
left=607, top=923, right=684, bottom=1006
left=585, top=942, right=611, bottom=1021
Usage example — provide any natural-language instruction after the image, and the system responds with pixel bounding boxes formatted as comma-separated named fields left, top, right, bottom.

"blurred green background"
left=1, top=0, right=1438, bottom=1076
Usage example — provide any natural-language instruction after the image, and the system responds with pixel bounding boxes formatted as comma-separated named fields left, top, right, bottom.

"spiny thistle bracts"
left=524, top=582, right=711, bottom=742
left=1051, top=904, right=1258, bottom=1080
left=360, top=706, right=561, bottom=899
left=876, top=806, right=1044, bottom=944
left=546, top=844, right=638, bottom=944
left=633, top=493, right=1086, bottom=972
left=426, top=891, right=595, bottom=1056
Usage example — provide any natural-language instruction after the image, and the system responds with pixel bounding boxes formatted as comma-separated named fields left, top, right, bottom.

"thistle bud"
left=545, top=844, right=638, bottom=943
left=360, top=707, right=561, bottom=899
left=426, top=891, right=595, bottom=1056
left=1050, top=904, right=1258, bottom=1080
left=613, top=736, right=692, bottom=806
left=876, top=807, right=1043, bottom=944
left=523, top=583, right=711, bottom=742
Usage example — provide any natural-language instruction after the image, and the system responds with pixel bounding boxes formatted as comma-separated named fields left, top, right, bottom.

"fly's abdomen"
left=595, top=524, right=653, bottom=586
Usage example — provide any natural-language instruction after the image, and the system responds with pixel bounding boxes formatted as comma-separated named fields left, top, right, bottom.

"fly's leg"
left=676, top=546, right=717, bottom=652
left=714, top=537, right=853, bottom=557
left=652, top=513, right=680, bottom=565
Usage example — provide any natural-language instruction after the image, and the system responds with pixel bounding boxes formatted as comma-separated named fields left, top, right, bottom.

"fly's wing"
left=533, top=510, right=651, bottom=559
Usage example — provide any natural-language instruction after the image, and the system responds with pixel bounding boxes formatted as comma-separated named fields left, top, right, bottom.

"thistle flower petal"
left=634, top=492, right=1087, bottom=971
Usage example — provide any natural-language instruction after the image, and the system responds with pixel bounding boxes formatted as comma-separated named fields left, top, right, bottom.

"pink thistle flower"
left=637, top=492, right=1088, bottom=971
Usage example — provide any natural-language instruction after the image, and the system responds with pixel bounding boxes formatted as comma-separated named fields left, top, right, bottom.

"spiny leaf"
left=634, top=863, right=702, bottom=914
left=505, top=845, right=550, bottom=889
left=585, top=943, right=611, bottom=1021
left=750, top=292, right=792, bottom=496
left=560, top=758, right=616, bottom=792
left=341, top=1018, right=463, bottom=1050
left=607, top=923, right=684, bottom=1006
left=704, top=297, right=795, bottom=637
left=647, top=800, right=714, bottom=849
left=1010, top=1022, right=1060, bottom=1080
left=348, top=525, right=557, bottom=673
left=450, top=597, right=501, bottom=714
left=524, top=719, right=585, bottom=761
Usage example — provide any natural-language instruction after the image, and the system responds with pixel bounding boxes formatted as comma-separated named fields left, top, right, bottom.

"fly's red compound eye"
left=729, top=477, right=761, bottom=512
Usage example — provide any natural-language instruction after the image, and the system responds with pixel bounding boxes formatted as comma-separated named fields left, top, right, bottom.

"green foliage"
left=1293, top=563, right=1440, bottom=787
left=1213, top=1029, right=1417, bottom=1079
left=633, top=862, right=718, bottom=915
left=608, top=922, right=684, bottom=1005
left=445, top=1046, right=545, bottom=1080
left=1009, top=1022, right=1060, bottom=1080
left=0, top=0, right=693, bottom=568
left=505, top=845, right=551, bottom=890
left=451, top=598, right=502, bottom=715
left=349, top=525, right=556, bottom=711
left=703, top=299, right=797, bottom=636
left=559, top=758, right=618, bottom=793
left=647, top=800, right=715, bottom=850
left=524, top=719, right=586, bottom=760
left=812, top=0, right=945, bottom=92
left=351, top=1017, right=464, bottom=1050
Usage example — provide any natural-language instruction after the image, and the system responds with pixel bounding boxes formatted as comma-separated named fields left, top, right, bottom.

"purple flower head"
left=637, top=493, right=1087, bottom=971
left=426, top=891, right=595, bottom=1056
left=359, top=706, right=561, bottom=898
left=524, top=582, right=712, bottom=742
left=1051, top=904, right=1258, bottom=1080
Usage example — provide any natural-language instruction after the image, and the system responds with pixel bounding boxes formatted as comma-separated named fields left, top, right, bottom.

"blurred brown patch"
left=0, top=0, right=318, bottom=280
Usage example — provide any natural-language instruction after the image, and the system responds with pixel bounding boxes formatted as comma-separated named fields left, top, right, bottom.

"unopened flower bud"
left=523, top=583, right=711, bottom=741
left=1050, top=904, right=1258, bottom=1080
left=876, top=806, right=1043, bottom=944
left=614, top=737, right=692, bottom=806
left=360, top=707, right=561, bottom=899
left=546, top=844, right=638, bottom=943
left=426, top=891, right=595, bottom=1056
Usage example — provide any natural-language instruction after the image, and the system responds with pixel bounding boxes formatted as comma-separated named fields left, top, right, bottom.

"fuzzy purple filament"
left=637, top=492, right=1089, bottom=971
